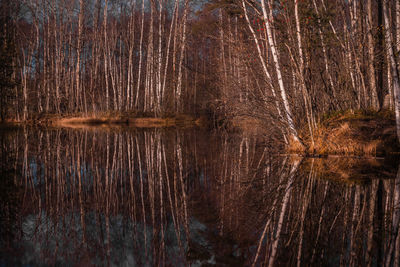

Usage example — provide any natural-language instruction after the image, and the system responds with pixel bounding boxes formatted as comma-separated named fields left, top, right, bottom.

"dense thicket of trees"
left=200, top=0, right=400, bottom=143
left=5, top=0, right=195, bottom=118
left=2, top=0, right=400, bottom=141
left=0, top=0, right=18, bottom=121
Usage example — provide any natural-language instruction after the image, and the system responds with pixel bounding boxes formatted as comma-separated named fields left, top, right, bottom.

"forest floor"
left=4, top=112, right=207, bottom=128
left=290, top=110, right=399, bottom=156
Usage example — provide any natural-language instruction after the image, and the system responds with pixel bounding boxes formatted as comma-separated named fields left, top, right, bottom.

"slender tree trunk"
left=76, top=0, right=84, bottom=113
left=261, top=0, right=302, bottom=145
left=383, top=0, right=400, bottom=142
left=135, top=0, right=145, bottom=110
left=103, top=0, right=109, bottom=110
left=241, top=0, right=288, bottom=144
left=294, top=0, right=315, bottom=147
left=176, top=0, right=189, bottom=113
left=156, top=0, right=163, bottom=114
left=367, top=0, right=379, bottom=109
left=161, top=0, right=179, bottom=110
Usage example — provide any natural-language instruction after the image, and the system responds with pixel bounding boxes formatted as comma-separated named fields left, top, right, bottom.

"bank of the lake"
left=290, top=110, right=400, bottom=156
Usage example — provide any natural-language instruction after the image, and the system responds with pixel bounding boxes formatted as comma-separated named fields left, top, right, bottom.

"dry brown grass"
left=292, top=110, right=398, bottom=156
left=288, top=135, right=306, bottom=153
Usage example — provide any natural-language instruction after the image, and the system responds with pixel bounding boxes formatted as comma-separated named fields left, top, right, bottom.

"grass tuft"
left=292, top=110, right=399, bottom=156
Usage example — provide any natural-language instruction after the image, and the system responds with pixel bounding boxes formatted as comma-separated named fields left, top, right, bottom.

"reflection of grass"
left=8, top=112, right=206, bottom=129
left=291, top=110, right=399, bottom=156
left=300, top=156, right=397, bottom=184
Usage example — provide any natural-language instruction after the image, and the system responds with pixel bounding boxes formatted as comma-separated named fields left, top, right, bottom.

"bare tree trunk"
left=261, top=0, right=302, bottom=145
left=161, top=0, right=179, bottom=109
left=156, top=0, right=163, bottom=114
left=383, top=0, right=400, bottom=142
left=103, top=0, right=109, bottom=110
left=135, top=0, right=145, bottom=110
left=76, top=0, right=84, bottom=113
left=176, top=0, right=189, bottom=113
left=367, top=0, right=379, bottom=109
left=294, top=0, right=315, bottom=147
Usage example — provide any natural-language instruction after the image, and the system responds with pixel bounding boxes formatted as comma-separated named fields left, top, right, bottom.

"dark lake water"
left=0, top=126, right=399, bottom=266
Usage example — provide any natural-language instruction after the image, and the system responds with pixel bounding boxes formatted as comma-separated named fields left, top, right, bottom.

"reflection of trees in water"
left=15, top=128, right=199, bottom=266
left=0, top=128, right=23, bottom=265
left=194, top=134, right=400, bottom=266
left=5, top=128, right=400, bottom=266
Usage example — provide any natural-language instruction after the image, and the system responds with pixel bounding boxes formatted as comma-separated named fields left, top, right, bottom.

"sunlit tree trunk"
left=76, top=0, right=84, bottom=113
left=367, top=0, right=379, bottom=109
left=383, top=0, right=400, bottom=142
left=241, top=0, right=288, bottom=144
left=294, top=0, right=315, bottom=147
left=176, top=0, right=189, bottom=112
left=135, top=0, right=145, bottom=110
left=261, top=0, right=302, bottom=145
left=103, top=0, right=110, bottom=110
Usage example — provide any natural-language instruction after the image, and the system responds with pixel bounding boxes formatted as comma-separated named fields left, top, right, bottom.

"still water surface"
left=0, top=126, right=399, bottom=266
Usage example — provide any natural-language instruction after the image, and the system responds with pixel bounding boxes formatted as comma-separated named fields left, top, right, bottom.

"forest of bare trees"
left=1, top=0, right=400, bottom=142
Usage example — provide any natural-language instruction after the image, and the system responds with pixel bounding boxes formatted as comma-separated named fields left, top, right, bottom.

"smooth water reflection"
left=0, top=127, right=399, bottom=266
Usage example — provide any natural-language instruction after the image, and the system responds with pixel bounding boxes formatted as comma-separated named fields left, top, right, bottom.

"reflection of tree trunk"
left=385, top=164, right=400, bottom=266
left=177, top=137, right=189, bottom=240
left=349, top=186, right=361, bottom=266
left=366, top=180, right=378, bottom=267
left=252, top=173, right=281, bottom=267
left=340, top=187, right=350, bottom=265
left=268, top=158, right=301, bottom=267
left=127, top=135, right=138, bottom=249
left=162, top=142, right=184, bottom=255
left=77, top=142, right=87, bottom=246
left=377, top=179, right=384, bottom=266
left=311, top=181, right=329, bottom=264
left=297, top=159, right=314, bottom=267
left=135, top=136, right=147, bottom=258
left=395, top=232, right=400, bottom=267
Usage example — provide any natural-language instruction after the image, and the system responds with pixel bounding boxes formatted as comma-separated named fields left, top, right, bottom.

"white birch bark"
left=103, top=0, right=109, bottom=110
left=294, top=0, right=315, bottom=146
left=261, top=0, right=301, bottom=144
left=161, top=0, right=179, bottom=107
left=135, top=0, right=145, bottom=109
left=156, top=0, right=163, bottom=114
left=367, top=0, right=379, bottom=109
left=241, top=0, right=288, bottom=143
left=176, top=0, right=189, bottom=112
left=383, top=0, right=400, bottom=142
left=76, top=0, right=84, bottom=113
